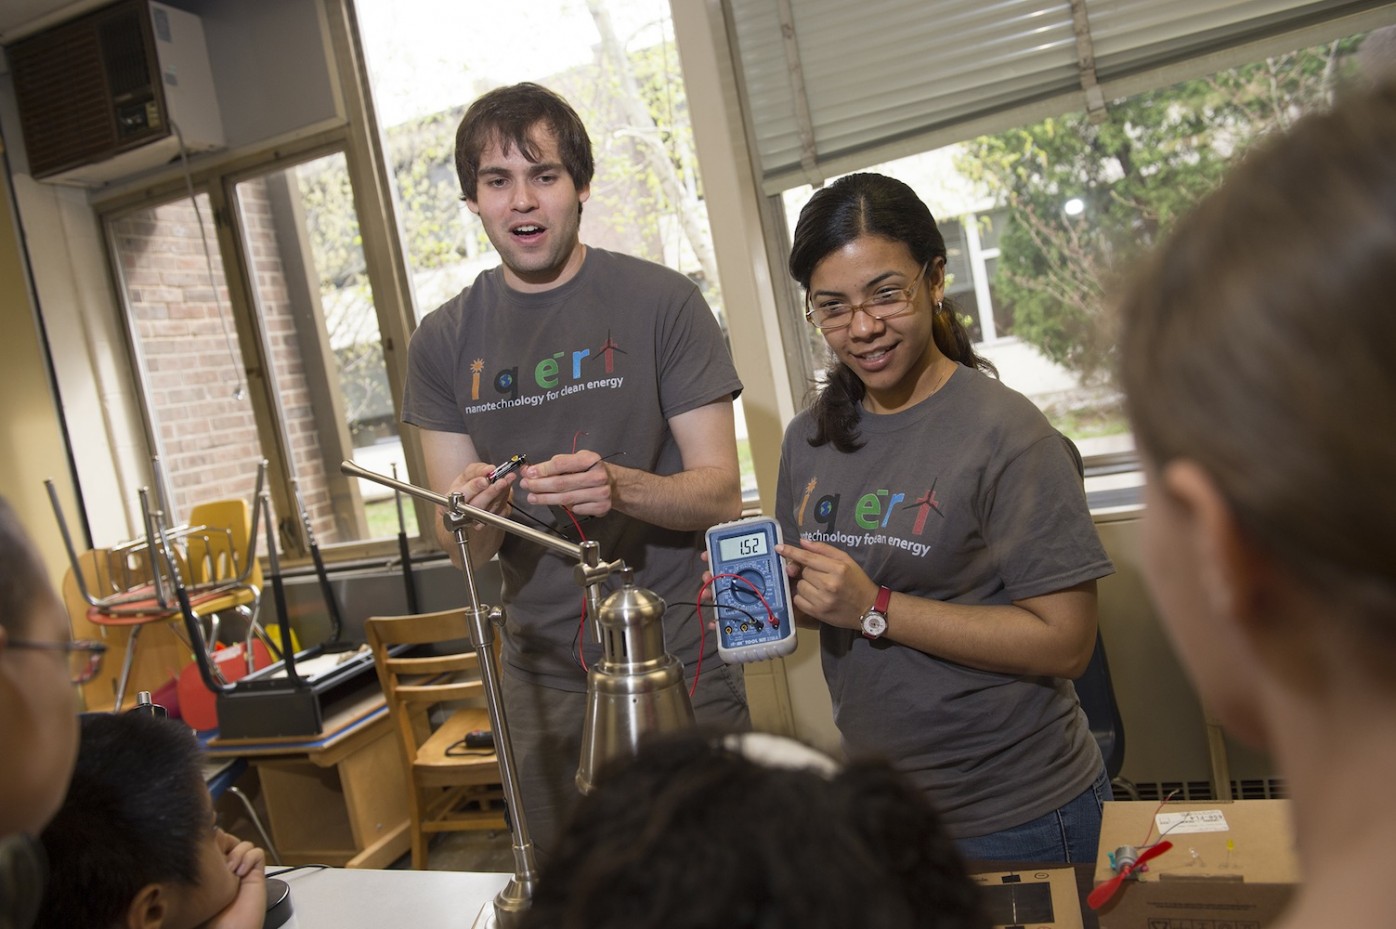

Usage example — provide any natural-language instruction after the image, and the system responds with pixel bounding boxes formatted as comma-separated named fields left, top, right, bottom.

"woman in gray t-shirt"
left=774, top=172, right=1114, bottom=863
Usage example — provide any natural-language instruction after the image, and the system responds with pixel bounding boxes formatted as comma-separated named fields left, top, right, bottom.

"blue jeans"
left=955, top=768, right=1112, bottom=863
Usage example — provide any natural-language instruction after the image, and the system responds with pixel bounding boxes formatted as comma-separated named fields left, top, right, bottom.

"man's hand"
left=444, top=460, right=518, bottom=529
left=419, top=431, right=519, bottom=566
left=519, top=450, right=613, bottom=518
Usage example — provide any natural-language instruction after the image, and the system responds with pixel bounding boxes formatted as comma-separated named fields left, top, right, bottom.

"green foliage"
left=364, top=495, right=418, bottom=537
left=957, top=37, right=1364, bottom=384
left=561, top=31, right=699, bottom=270
left=386, top=109, right=478, bottom=270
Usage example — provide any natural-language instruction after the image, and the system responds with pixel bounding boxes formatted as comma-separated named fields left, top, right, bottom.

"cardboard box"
left=1091, top=800, right=1298, bottom=929
left=970, top=866, right=1084, bottom=929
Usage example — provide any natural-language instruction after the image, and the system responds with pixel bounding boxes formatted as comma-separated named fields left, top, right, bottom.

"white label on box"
left=1156, top=809, right=1230, bottom=835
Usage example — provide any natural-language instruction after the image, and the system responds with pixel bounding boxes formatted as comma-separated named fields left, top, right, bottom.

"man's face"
left=466, top=125, right=589, bottom=293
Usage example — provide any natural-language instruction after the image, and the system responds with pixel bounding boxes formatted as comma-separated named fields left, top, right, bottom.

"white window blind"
left=727, top=0, right=1396, bottom=193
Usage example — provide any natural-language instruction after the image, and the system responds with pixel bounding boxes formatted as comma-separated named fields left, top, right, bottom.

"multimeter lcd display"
left=704, top=516, right=797, bottom=664
left=717, top=532, right=768, bottom=562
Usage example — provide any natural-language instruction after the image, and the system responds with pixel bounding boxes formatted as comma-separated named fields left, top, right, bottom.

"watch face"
left=861, top=611, right=887, bottom=638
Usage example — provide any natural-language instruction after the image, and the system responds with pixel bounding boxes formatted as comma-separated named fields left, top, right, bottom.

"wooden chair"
left=364, top=608, right=507, bottom=869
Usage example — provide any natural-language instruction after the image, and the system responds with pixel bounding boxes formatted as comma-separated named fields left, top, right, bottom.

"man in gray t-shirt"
left=401, top=83, right=749, bottom=853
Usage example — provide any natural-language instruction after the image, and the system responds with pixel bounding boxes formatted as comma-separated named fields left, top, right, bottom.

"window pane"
left=940, top=217, right=971, bottom=298
left=781, top=29, right=1370, bottom=467
left=111, top=161, right=419, bottom=551
left=978, top=209, right=1008, bottom=253
left=110, top=194, right=265, bottom=522
left=984, top=256, right=1014, bottom=338
left=233, top=152, right=417, bottom=543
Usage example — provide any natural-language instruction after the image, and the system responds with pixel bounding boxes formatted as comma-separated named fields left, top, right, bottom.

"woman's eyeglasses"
left=805, top=263, right=930, bottom=331
left=9, top=639, right=108, bottom=684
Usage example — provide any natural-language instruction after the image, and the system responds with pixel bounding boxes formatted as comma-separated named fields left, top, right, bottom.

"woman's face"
left=809, top=236, right=946, bottom=414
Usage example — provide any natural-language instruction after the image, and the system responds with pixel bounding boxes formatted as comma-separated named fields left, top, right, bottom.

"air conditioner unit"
left=8, top=0, right=223, bottom=187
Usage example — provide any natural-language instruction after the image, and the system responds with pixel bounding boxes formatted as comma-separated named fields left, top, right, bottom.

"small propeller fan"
left=1087, top=840, right=1173, bottom=910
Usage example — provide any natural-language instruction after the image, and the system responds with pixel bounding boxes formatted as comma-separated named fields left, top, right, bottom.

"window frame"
left=93, top=126, right=428, bottom=563
left=726, top=7, right=1388, bottom=509
left=725, top=0, right=1394, bottom=193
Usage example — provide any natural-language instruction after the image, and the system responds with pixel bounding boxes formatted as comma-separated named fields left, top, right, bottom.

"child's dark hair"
left=0, top=497, right=51, bottom=637
left=522, top=730, right=989, bottom=929
left=36, top=713, right=212, bottom=928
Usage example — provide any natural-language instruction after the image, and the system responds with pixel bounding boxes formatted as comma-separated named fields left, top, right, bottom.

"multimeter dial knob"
left=729, top=568, right=766, bottom=604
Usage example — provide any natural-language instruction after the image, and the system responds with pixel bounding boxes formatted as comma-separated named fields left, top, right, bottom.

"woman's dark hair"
left=522, top=730, right=988, bottom=929
left=36, top=713, right=212, bottom=928
left=454, top=81, right=595, bottom=203
left=790, top=173, right=997, bottom=451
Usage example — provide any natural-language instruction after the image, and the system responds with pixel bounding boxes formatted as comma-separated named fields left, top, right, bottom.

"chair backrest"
left=364, top=609, right=489, bottom=760
left=46, top=480, right=160, bottom=609
left=186, top=498, right=262, bottom=590
left=1073, top=629, right=1126, bottom=780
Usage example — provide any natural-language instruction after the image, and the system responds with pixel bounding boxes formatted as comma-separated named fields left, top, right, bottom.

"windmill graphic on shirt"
left=590, top=331, right=627, bottom=374
left=902, top=477, right=945, bottom=534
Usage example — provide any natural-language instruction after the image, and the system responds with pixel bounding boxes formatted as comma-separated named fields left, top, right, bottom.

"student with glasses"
left=773, top=173, right=1114, bottom=862
left=0, top=497, right=89, bottom=928
left=6, top=638, right=106, bottom=686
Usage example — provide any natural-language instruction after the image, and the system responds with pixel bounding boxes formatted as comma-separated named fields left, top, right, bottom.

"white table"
left=272, top=867, right=512, bottom=928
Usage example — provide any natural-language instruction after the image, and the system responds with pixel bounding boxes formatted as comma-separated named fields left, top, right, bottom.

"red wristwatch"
left=860, top=586, right=891, bottom=639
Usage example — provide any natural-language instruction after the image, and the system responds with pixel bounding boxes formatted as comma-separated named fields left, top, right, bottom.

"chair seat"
left=416, top=708, right=498, bottom=774
left=87, top=583, right=257, bottom=626
left=188, top=586, right=257, bottom=617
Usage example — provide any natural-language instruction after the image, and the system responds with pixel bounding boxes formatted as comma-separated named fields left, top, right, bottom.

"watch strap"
left=872, top=585, right=891, bottom=614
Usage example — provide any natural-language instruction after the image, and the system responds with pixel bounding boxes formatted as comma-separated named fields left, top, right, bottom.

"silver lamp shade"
left=576, top=574, right=696, bottom=793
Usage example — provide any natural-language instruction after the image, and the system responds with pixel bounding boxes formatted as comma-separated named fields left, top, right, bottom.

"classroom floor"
left=388, top=828, right=516, bottom=872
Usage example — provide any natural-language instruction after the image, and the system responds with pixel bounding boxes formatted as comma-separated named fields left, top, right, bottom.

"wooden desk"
left=207, top=687, right=410, bottom=869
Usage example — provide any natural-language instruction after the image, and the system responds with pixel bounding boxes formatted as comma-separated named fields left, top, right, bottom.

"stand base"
left=470, top=900, right=496, bottom=929
left=264, top=878, right=293, bottom=929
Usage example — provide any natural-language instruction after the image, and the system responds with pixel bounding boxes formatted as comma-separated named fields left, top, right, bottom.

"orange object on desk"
left=177, top=639, right=276, bottom=731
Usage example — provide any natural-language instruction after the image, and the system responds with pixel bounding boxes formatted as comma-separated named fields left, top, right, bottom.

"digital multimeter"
left=704, top=516, right=797, bottom=663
